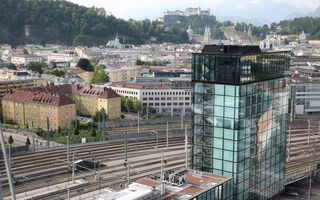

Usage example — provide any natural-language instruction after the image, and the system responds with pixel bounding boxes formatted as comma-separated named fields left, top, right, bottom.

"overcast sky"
left=70, top=0, right=320, bottom=22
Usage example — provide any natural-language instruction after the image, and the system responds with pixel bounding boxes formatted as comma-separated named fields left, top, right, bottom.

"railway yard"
left=1, top=120, right=320, bottom=199
left=0, top=123, right=191, bottom=199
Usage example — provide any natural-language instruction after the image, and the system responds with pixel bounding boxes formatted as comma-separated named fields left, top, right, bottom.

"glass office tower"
left=191, top=45, right=290, bottom=200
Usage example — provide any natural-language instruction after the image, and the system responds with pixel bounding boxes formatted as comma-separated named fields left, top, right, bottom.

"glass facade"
left=195, top=177, right=233, bottom=200
left=192, top=48, right=290, bottom=200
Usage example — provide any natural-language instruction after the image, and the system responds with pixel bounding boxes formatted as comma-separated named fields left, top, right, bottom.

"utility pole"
left=98, top=114, right=100, bottom=132
left=103, top=113, right=106, bottom=141
left=161, top=151, right=164, bottom=181
left=308, top=164, right=312, bottom=200
left=185, top=125, right=188, bottom=169
left=146, top=106, right=149, bottom=121
left=127, top=162, right=130, bottom=186
left=0, top=181, right=3, bottom=200
left=318, top=121, right=320, bottom=137
left=181, top=112, right=183, bottom=130
left=113, top=121, right=115, bottom=135
left=67, top=136, right=70, bottom=170
left=32, top=135, right=35, bottom=151
left=72, top=153, right=75, bottom=184
left=125, top=132, right=128, bottom=162
left=0, top=128, right=16, bottom=200
left=308, top=120, right=311, bottom=146
left=137, top=111, right=140, bottom=133
left=47, top=117, right=50, bottom=147
left=288, top=124, right=291, bottom=161
left=166, top=122, right=169, bottom=149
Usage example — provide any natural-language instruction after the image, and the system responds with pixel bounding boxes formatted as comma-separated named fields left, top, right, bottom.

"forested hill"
left=0, top=0, right=189, bottom=46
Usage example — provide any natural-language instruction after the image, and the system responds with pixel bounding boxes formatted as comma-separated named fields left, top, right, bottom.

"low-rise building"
left=2, top=90, right=76, bottom=130
left=71, top=69, right=93, bottom=85
left=11, top=54, right=42, bottom=65
left=26, top=84, right=121, bottom=120
left=0, top=70, right=44, bottom=97
left=106, top=81, right=191, bottom=116
left=290, top=72, right=320, bottom=115
left=105, top=66, right=140, bottom=82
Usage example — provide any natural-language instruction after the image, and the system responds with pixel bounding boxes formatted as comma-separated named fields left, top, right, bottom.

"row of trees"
left=5, top=135, right=31, bottom=147
left=135, top=59, right=163, bottom=66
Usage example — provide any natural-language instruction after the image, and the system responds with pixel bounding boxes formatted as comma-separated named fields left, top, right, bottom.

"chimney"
left=104, top=87, right=107, bottom=92
left=77, top=84, right=80, bottom=90
left=90, top=85, right=93, bottom=89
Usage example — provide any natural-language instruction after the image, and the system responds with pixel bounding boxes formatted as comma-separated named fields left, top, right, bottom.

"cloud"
left=272, top=0, right=320, bottom=9
left=248, top=0, right=262, bottom=4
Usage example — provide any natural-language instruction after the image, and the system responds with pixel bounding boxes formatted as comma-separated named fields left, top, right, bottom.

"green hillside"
left=0, top=0, right=188, bottom=46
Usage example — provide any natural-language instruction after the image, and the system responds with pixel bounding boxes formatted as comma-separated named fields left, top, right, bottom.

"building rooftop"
left=202, top=45, right=262, bottom=55
left=108, top=81, right=169, bottom=90
left=94, top=169, right=232, bottom=200
left=12, top=54, right=41, bottom=58
left=24, top=84, right=120, bottom=99
left=2, top=90, right=74, bottom=106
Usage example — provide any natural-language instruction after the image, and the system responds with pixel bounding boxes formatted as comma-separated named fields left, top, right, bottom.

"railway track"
left=2, top=136, right=190, bottom=198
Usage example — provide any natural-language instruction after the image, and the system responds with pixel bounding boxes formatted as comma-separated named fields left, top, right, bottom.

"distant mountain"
left=287, top=6, right=320, bottom=19
left=216, top=15, right=267, bottom=26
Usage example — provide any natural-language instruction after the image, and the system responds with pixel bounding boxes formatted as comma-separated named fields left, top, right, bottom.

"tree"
left=49, top=61, right=57, bottom=69
left=8, top=135, right=14, bottom=146
left=133, top=99, right=142, bottom=113
left=73, top=127, right=79, bottom=135
left=124, top=98, right=134, bottom=112
left=57, top=126, right=61, bottom=133
left=92, top=108, right=107, bottom=122
left=51, top=69, right=65, bottom=77
left=90, top=127, right=97, bottom=137
left=91, top=67, right=109, bottom=84
left=77, top=58, right=94, bottom=71
left=121, top=96, right=126, bottom=112
left=23, top=49, right=28, bottom=54
left=7, top=63, right=17, bottom=70
left=135, top=58, right=143, bottom=65
left=25, top=137, right=31, bottom=146
left=27, top=62, right=47, bottom=74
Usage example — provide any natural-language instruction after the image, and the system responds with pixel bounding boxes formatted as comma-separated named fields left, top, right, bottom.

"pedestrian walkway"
left=12, top=179, right=85, bottom=200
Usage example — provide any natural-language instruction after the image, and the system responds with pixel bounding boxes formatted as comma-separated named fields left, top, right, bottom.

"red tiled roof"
left=185, top=172, right=222, bottom=185
left=179, top=186, right=203, bottom=195
left=2, top=90, right=74, bottom=106
left=73, top=69, right=88, bottom=74
left=12, top=54, right=40, bottom=58
left=137, top=179, right=161, bottom=187
left=23, top=84, right=120, bottom=99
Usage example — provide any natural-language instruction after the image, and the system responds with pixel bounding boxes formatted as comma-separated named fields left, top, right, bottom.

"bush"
left=120, top=114, right=125, bottom=119
left=4, top=118, right=14, bottom=124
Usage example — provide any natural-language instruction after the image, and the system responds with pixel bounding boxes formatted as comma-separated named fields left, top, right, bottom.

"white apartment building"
left=105, top=82, right=191, bottom=116
left=11, top=54, right=42, bottom=65
left=47, top=52, right=79, bottom=63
